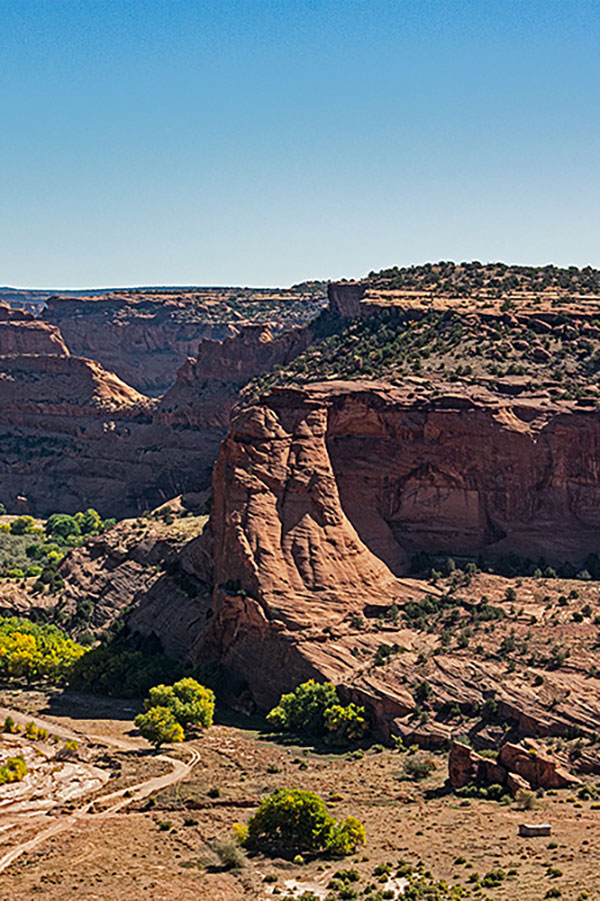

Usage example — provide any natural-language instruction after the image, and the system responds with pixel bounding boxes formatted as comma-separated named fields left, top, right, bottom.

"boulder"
left=448, top=742, right=479, bottom=788
left=519, top=823, right=551, bottom=837
left=507, top=772, right=532, bottom=795
left=499, top=743, right=580, bottom=789
left=447, top=742, right=506, bottom=789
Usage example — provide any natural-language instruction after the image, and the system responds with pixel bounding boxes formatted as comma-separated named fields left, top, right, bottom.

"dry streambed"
left=0, top=736, right=108, bottom=815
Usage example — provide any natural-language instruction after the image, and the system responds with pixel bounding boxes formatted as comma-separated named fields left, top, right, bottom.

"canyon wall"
left=0, top=307, right=69, bottom=356
left=197, top=380, right=600, bottom=713
left=156, top=324, right=315, bottom=429
left=0, top=319, right=322, bottom=517
left=41, top=295, right=237, bottom=395
left=0, top=354, right=221, bottom=517
left=41, top=287, right=327, bottom=395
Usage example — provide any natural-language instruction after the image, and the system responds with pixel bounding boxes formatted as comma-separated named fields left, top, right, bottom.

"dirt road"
left=0, top=706, right=200, bottom=874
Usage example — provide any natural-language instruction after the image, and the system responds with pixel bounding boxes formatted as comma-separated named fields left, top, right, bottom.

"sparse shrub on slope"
left=266, top=679, right=369, bottom=745
left=243, top=787, right=365, bottom=857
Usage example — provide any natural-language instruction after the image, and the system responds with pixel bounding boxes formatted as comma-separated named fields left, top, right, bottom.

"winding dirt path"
left=0, top=707, right=200, bottom=874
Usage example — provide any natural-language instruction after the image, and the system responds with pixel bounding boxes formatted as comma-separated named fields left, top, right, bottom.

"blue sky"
left=1, top=0, right=599, bottom=288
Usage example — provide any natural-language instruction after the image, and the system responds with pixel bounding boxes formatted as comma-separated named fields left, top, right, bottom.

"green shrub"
left=244, top=788, right=365, bottom=857
left=515, top=787, right=538, bottom=810
left=24, top=720, right=38, bottom=740
left=402, top=755, right=436, bottom=781
left=266, top=680, right=338, bottom=734
left=323, top=703, right=368, bottom=745
left=67, top=645, right=184, bottom=697
left=45, top=514, right=80, bottom=540
left=10, top=516, right=35, bottom=536
left=481, top=868, right=505, bottom=887
left=0, top=616, right=85, bottom=682
left=0, top=754, right=27, bottom=784
left=266, top=679, right=368, bottom=745
left=144, top=677, right=215, bottom=730
left=134, top=706, right=184, bottom=749
left=214, top=839, right=245, bottom=870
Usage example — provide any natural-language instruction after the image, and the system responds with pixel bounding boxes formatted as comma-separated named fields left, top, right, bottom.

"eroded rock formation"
left=0, top=315, right=323, bottom=517
left=190, top=378, right=600, bottom=739
left=41, top=286, right=326, bottom=394
left=156, top=324, right=314, bottom=429
left=0, top=307, right=69, bottom=356
left=448, top=740, right=579, bottom=793
left=0, top=354, right=221, bottom=516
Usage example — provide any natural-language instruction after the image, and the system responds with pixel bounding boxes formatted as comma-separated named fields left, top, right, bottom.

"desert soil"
left=0, top=693, right=597, bottom=899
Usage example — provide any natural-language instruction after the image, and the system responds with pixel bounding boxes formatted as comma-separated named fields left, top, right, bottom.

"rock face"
left=0, top=315, right=323, bottom=517
left=448, top=742, right=507, bottom=789
left=41, top=286, right=326, bottom=395
left=208, top=379, right=600, bottom=594
left=0, top=307, right=69, bottom=356
left=192, top=378, right=600, bottom=733
left=41, top=295, right=234, bottom=395
left=498, top=742, right=578, bottom=790
left=0, top=355, right=221, bottom=517
left=327, top=282, right=365, bottom=318
left=448, top=740, right=579, bottom=793
left=56, top=513, right=212, bottom=654
left=156, top=324, right=314, bottom=429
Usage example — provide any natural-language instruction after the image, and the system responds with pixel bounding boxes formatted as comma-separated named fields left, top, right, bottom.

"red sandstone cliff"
left=41, top=286, right=326, bottom=395
left=0, top=354, right=221, bottom=517
left=41, top=295, right=236, bottom=395
left=0, top=307, right=69, bottom=356
left=0, top=313, right=323, bottom=516
left=191, top=379, right=600, bottom=737
left=157, top=324, right=314, bottom=429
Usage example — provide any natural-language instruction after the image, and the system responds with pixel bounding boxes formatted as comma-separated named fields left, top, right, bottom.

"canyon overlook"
left=5, top=263, right=600, bottom=748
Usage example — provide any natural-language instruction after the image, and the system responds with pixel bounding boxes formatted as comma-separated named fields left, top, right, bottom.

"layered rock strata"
left=0, top=355, right=220, bottom=517
left=193, top=379, right=600, bottom=739
left=0, top=307, right=69, bottom=356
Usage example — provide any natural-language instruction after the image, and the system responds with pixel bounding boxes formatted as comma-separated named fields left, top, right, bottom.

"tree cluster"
left=241, top=787, right=366, bottom=857
left=134, top=677, right=215, bottom=748
left=266, top=679, right=368, bottom=746
left=0, top=616, right=85, bottom=682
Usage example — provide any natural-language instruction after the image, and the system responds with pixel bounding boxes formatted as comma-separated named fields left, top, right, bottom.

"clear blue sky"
left=1, top=0, right=599, bottom=288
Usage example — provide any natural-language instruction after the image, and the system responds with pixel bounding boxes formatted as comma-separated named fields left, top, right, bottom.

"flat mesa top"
left=361, top=286, right=600, bottom=318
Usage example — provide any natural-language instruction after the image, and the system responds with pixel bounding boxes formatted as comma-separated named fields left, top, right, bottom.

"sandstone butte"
left=39, top=266, right=600, bottom=766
